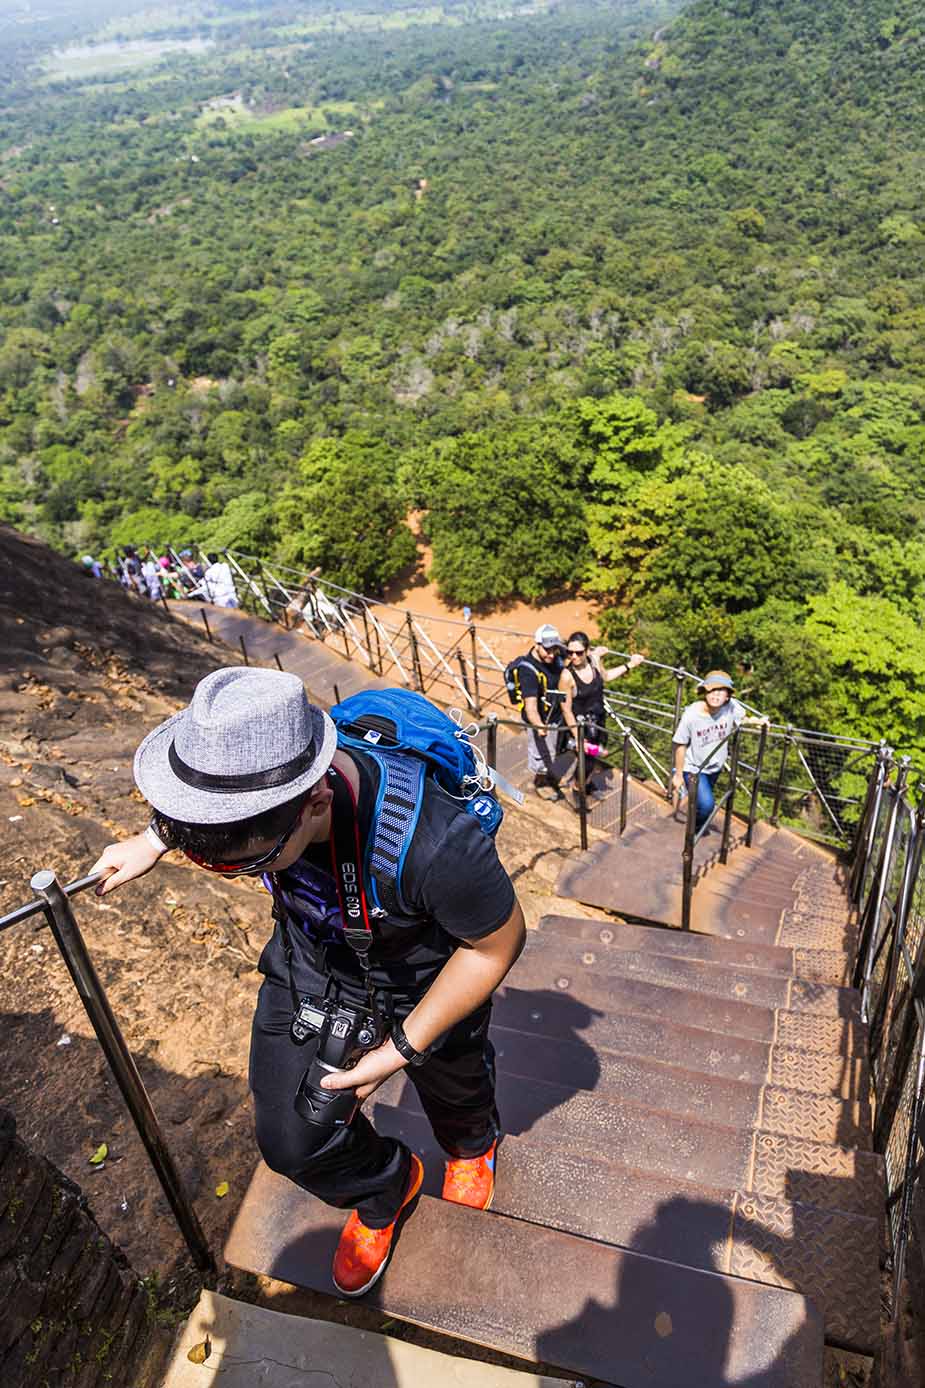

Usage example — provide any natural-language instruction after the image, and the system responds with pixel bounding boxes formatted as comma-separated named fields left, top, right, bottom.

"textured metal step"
left=537, top=914, right=849, bottom=985
left=492, top=983, right=869, bottom=1098
left=226, top=1164, right=826, bottom=1386
left=371, top=1110, right=878, bottom=1354
left=778, top=912, right=859, bottom=953
left=489, top=1024, right=871, bottom=1148
left=521, top=934, right=860, bottom=1018
left=505, top=948, right=867, bottom=1054
left=377, top=1070, right=883, bottom=1220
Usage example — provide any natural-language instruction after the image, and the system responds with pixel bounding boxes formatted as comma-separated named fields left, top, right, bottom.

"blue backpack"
left=331, top=688, right=503, bottom=918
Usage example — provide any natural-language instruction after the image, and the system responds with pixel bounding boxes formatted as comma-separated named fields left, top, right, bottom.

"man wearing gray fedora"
left=91, top=667, right=525, bottom=1297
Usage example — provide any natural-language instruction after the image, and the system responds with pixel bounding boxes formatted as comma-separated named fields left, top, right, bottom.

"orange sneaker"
left=442, top=1141, right=497, bottom=1210
left=332, top=1153, right=424, bottom=1297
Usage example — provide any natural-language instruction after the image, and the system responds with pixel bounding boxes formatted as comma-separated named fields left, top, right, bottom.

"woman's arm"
left=604, top=651, right=645, bottom=681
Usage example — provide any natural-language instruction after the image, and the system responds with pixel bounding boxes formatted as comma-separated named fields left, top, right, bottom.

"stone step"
left=226, top=1164, right=826, bottom=1386
left=536, top=914, right=850, bottom=985
left=492, top=982, right=869, bottom=1099
left=505, top=948, right=867, bottom=1055
left=488, top=1023, right=871, bottom=1149
left=371, top=1110, right=879, bottom=1354
left=521, top=933, right=860, bottom=1019
left=163, top=1290, right=574, bottom=1388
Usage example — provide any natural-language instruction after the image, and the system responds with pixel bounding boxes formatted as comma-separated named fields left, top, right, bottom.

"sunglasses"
left=567, top=647, right=588, bottom=657
left=183, top=797, right=307, bottom=876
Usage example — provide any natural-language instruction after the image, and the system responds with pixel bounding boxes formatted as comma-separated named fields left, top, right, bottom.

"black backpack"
left=504, top=656, right=545, bottom=711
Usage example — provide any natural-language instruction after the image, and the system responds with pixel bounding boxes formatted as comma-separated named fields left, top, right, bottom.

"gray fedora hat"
left=134, top=667, right=337, bottom=823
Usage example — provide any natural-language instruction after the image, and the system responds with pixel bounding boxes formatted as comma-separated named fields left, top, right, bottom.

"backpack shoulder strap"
left=365, top=748, right=426, bottom=917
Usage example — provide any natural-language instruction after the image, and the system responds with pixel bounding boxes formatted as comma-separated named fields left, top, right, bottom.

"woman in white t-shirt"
left=671, top=670, right=753, bottom=832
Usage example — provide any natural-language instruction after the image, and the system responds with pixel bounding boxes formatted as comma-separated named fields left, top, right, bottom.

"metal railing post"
left=720, top=730, right=741, bottom=865
left=371, top=609, right=384, bottom=675
left=576, top=716, right=588, bottom=851
left=239, top=634, right=249, bottom=665
left=360, top=604, right=373, bottom=669
left=457, top=650, right=472, bottom=705
left=854, top=747, right=891, bottom=911
left=745, top=721, right=768, bottom=847
left=871, top=812, right=922, bottom=1058
left=855, top=761, right=908, bottom=1003
left=334, top=683, right=342, bottom=707
left=406, top=612, right=423, bottom=691
left=770, top=724, right=794, bottom=826
left=273, top=652, right=283, bottom=672
left=486, top=714, right=498, bottom=771
left=469, top=625, right=482, bottom=717
left=681, top=771, right=699, bottom=931
left=848, top=749, right=884, bottom=901
left=620, top=730, right=631, bottom=837
left=29, top=870, right=214, bottom=1275
left=199, top=608, right=213, bottom=642
left=670, top=671, right=685, bottom=801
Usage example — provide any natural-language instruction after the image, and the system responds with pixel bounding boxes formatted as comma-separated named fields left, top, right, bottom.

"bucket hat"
left=698, top=669, right=734, bottom=692
left=534, top=623, right=566, bottom=651
left=133, top=667, right=337, bottom=823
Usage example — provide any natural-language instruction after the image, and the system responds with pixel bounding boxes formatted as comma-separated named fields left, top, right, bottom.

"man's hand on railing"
left=90, top=833, right=165, bottom=896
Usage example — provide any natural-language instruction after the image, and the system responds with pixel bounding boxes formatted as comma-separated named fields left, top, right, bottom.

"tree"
left=804, top=582, right=925, bottom=757
left=589, top=459, right=813, bottom=613
left=275, top=433, right=415, bottom=593
left=416, top=421, right=587, bottom=606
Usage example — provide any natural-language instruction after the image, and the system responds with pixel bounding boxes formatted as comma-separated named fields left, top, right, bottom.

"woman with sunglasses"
left=561, top=632, right=644, bottom=794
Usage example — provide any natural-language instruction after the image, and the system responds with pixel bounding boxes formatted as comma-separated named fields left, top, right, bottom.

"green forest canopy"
left=1, top=0, right=925, bottom=754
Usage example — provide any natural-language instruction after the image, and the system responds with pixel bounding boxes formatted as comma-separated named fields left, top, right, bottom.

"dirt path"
left=382, top=517, right=605, bottom=651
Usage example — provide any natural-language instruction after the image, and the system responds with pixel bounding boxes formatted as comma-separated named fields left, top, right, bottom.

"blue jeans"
left=683, top=770, right=720, bottom=832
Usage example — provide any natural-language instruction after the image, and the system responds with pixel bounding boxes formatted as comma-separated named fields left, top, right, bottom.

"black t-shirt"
left=263, top=749, right=515, bottom=997
left=516, top=651, right=565, bottom=725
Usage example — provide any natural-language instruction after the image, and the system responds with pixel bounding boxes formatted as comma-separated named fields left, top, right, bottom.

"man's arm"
left=521, top=693, right=546, bottom=732
left=321, top=900, right=526, bottom=1101
left=90, top=832, right=168, bottom=895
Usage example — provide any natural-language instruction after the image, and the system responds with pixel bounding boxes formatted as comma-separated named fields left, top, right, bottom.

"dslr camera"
left=291, top=993, right=387, bottom=1132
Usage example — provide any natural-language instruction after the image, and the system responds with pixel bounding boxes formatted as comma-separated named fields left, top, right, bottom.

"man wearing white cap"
left=512, top=624, right=576, bottom=795
left=90, top=668, right=525, bottom=1299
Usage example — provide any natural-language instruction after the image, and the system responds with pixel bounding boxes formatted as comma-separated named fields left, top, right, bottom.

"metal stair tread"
left=368, top=1109, right=878, bottom=1354
left=489, top=1022, right=871, bottom=1148
left=226, top=1163, right=826, bottom=1386
left=376, top=1070, right=883, bottom=1221
left=505, top=949, right=868, bottom=1055
left=536, top=914, right=850, bottom=985
left=493, top=984, right=868, bottom=1098
left=521, top=933, right=860, bottom=1018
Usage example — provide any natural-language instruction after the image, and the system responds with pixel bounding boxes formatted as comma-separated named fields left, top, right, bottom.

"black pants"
left=249, top=947, right=499, bottom=1228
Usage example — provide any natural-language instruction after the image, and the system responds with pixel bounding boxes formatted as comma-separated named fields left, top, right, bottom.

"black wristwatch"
left=391, top=1020, right=431, bottom=1067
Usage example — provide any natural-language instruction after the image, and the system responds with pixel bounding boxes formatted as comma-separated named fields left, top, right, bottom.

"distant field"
left=42, top=36, right=214, bottom=80
left=195, top=94, right=360, bottom=135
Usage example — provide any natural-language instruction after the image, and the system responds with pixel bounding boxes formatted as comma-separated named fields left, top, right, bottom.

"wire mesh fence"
left=851, top=763, right=925, bottom=1299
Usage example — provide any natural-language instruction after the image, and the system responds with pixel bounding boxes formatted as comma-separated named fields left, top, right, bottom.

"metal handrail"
left=0, top=870, right=214, bottom=1275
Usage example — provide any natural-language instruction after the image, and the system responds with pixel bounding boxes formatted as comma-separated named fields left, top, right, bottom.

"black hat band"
left=167, top=738, right=316, bottom=793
